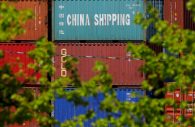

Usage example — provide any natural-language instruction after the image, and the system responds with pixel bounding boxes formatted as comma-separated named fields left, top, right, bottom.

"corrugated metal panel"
left=54, top=88, right=145, bottom=126
left=52, top=0, right=145, bottom=40
left=0, top=0, right=48, bottom=40
left=6, top=87, right=40, bottom=127
left=53, top=43, right=144, bottom=85
left=0, top=43, right=41, bottom=84
left=164, top=0, right=184, bottom=28
left=146, top=0, right=163, bottom=40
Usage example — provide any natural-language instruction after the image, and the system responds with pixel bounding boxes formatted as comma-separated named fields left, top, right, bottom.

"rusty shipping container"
left=164, top=0, right=195, bottom=30
left=0, top=43, right=41, bottom=84
left=6, top=87, right=40, bottom=127
left=53, top=43, right=145, bottom=86
left=0, top=0, right=48, bottom=40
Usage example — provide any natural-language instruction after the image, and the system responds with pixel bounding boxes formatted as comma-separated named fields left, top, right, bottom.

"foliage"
left=1, top=0, right=195, bottom=127
left=0, top=2, right=32, bottom=41
left=128, top=0, right=195, bottom=126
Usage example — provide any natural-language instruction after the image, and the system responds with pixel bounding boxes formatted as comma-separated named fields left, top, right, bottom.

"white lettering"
left=80, top=14, right=85, bottom=26
left=66, top=14, right=131, bottom=26
left=86, top=14, right=90, bottom=26
left=112, top=14, right=117, bottom=25
left=67, top=15, right=71, bottom=26
left=126, top=14, right=130, bottom=25
left=107, top=14, right=112, bottom=25
left=94, top=14, right=99, bottom=26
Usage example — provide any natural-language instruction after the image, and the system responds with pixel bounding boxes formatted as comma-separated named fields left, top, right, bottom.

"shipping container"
left=0, top=43, right=40, bottom=84
left=52, top=0, right=145, bottom=40
left=164, top=0, right=184, bottom=28
left=53, top=43, right=145, bottom=85
left=164, top=0, right=195, bottom=30
left=0, top=0, right=48, bottom=40
left=146, top=0, right=163, bottom=40
left=6, top=87, right=40, bottom=127
left=54, top=88, right=145, bottom=127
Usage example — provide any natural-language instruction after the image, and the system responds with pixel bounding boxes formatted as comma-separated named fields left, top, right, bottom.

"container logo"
left=66, top=14, right=131, bottom=26
left=61, top=49, right=67, bottom=77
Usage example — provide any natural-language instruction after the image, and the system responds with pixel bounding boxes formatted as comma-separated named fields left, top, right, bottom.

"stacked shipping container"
left=0, top=1, right=48, bottom=126
left=164, top=0, right=195, bottom=123
left=51, top=0, right=162, bottom=125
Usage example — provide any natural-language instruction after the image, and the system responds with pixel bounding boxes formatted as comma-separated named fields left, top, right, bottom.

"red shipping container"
left=6, top=87, right=40, bottom=127
left=53, top=43, right=145, bottom=86
left=0, top=43, right=40, bottom=84
left=0, top=0, right=48, bottom=40
left=164, top=0, right=184, bottom=28
left=164, top=0, right=195, bottom=30
left=165, top=90, right=183, bottom=102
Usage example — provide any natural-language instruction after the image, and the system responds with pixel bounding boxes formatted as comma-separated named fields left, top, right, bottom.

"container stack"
left=0, top=0, right=48, bottom=126
left=164, top=0, right=195, bottom=123
left=51, top=0, right=163, bottom=124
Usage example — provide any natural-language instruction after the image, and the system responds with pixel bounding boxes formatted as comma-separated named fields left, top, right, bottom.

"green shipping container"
left=52, top=0, right=145, bottom=40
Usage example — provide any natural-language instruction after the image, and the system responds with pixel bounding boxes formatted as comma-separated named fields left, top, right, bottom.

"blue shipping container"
left=146, top=0, right=163, bottom=40
left=52, top=0, right=145, bottom=40
left=54, top=88, right=145, bottom=126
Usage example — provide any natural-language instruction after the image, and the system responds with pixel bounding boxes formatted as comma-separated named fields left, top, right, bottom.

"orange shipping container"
left=0, top=0, right=48, bottom=40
